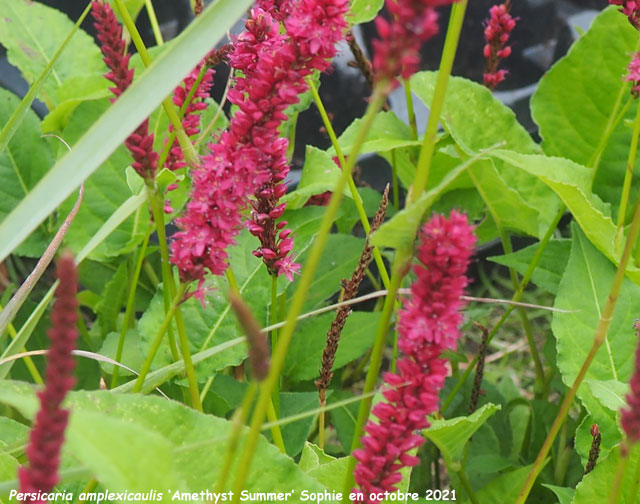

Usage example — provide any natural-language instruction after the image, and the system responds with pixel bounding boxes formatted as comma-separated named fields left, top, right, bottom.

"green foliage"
left=349, top=0, right=384, bottom=23
left=531, top=6, right=639, bottom=210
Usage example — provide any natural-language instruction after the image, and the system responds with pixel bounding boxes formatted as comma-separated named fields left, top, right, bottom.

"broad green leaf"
left=59, top=98, right=151, bottom=260
left=278, top=392, right=330, bottom=457
left=0, top=88, right=54, bottom=257
left=300, top=443, right=336, bottom=473
left=474, top=464, right=537, bottom=504
left=409, top=71, right=557, bottom=237
left=371, top=152, right=477, bottom=249
left=553, top=226, right=640, bottom=456
left=283, top=146, right=351, bottom=209
left=469, top=159, right=540, bottom=238
left=585, top=379, right=629, bottom=412
left=490, top=150, right=635, bottom=276
left=0, top=381, right=334, bottom=501
left=287, top=234, right=366, bottom=311
left=308, top=457, right=350, bottom=497
left=329, top=111, right=421, bottom=157
left=575, top=409, right=619, bottom=466
left=424, top=403, right=501, bottom=471
left=96, top=261, right=128, bottom=337
left=0, top=0, right=255, bottom=264
left=573, top=444, right=640, bottom=503
left=488, top=239, right=571, bottom=294
left=541, top=484, right=574, bottom=504
left=328, top=390, right=360, bottom=454
left=0, top=0, right=104, bottom=109
left=349, top=0, right=384, bottom=24
left=284, top=312, right=381, bottom=382
left=531, top=6, right=640, bottom=209
left=0, top=417, right=28, bottom=446
left=98, top=329, right=146, bottom=376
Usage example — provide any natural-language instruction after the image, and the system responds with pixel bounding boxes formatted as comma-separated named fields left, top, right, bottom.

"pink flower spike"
left=483, top=2, right=517, bottom=90
left=626, top=52, right=640, bottom=98
left=372, top=0, right=458, bottom=87
left=621, top=321, right=640, bottom=442
left=353, top=211, right=476, bottom=502
left=19, top=253, right=79, bottom=502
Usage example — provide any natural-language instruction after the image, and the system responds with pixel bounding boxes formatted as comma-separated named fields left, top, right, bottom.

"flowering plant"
left=1, top=0, right=640, bottom=503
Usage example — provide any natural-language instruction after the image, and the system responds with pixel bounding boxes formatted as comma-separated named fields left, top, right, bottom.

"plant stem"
left=306, top=76, right=391, bottom=289
left=144, top=0, right=164, bottom=46
left=410, top=0, right=468, bottom=203
left=0, top=303, right=43, bottom=384
left=111, top=229, right=151, bottom=388
left=341, top=253, right=408, bottom=495
left=440, top=206, right=564, bottom=413
left=390, top=149, right=400, bottom=211
left=270, top=275, right=280, bottom=416
left=516, top=191, right=640, bottom=503
left=215, top=383, right=257, bottom=494
left=618, top=99, right=640, bottom=232
left=267, top=397, right=286, bottom=453
left=147, top=187, right=179, bottom=361
left=229, top=90, right=388, bottom=504
left=132, top=284, right=185, bottom=393
left=113, top=0, right=199, bottom=168
left=147, top=186, right=202, bottom=411
left=457, top=469, right=480, bottom=504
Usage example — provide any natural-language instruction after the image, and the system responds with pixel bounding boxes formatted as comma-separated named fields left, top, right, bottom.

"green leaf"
left=0, top=381, right=333, bottom=500
left=349, top=0, right=384, bottom=24
left=371, top=152, right=476, bottom=249
left=531, top=6, right=640, bottom=210
left=283, top=146, right=351, bottom=209
left=573, top=444, right=640, bottom=503
left=488, top=239, right=571, bottom=294
left=328, top=390, right=360, bottom=454
left=278, top=392, right=330, bottom=457
left=490, top=150, right=635, bottom=274
left=0, top=0, right=104, bottom=109
left=0, top=89, right=54, bottom=257
left=585, top=379, right=629, bottom=412
left=287, top=234, right=366, bottom=311
left=300, top=443, right=337, bottom=472
left=284, top=312, right=381, bottom=382
left=410, top=71, right=558, bottom=236
left=0, top=0, right=255, bottom=264
left=96, top=261, right=128, bottom=337
left=98, top=329, right=146, bottom=376
left=0, top=417, right=28, bottom=446
left=424, top=403, right=501, bottom=471
left=541, top=484, right=575, bottom=504
left=329, top=111, right=421, bottom=157
left=553, top=225, right=640, bottom=456
left=474, top=463, right=537, bottom=504
left=58, top=99, right=151, bottom=260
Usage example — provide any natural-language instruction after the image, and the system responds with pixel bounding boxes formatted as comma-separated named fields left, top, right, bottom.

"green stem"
left=229, top=90, right=388, bottom=504
left=147, top=186, right=180, bottom=361
left=111, top=229, right=151, bottom=388
left=306, top=75, right=391, bottom=289
left=215, top=383, right=258, bottom=494
left=270, top=275, right=280, bottom=416
left=457, top=469, right=480, bottom=504
left=390, top=149, right=400, bottom=211
left=441, top=206, right=564, bottom=413
left=144, top=0, right=164, bottom=46
left=618, top=99, right=640, bottom=231
left=267, top=397, right=286, bottom=453
left=0, top=302, right=43, bottom=385
left=403, top=80, right=418, bottom=141
left=410, top=0, right=468, bottom=203
left=516, top=192, right=640, bottom=503
left=148, top=186, right=201, bottom=411
left=132, top=284, right=186, bottom=393
left=342, top=253, right=408, bottom=495
left=113, top=0, right=199, bottom=168
left=628, top=446, right=640, bottom=504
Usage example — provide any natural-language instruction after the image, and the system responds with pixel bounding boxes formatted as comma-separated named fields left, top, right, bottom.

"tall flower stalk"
left=352, top=212, right=475, bottom=502
left=18, top=253, right=78, bottom=502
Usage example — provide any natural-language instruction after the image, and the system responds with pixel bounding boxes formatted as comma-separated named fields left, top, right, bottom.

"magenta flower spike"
left=483, top=2, right=517, bottom=89
left=91, top=0, right=159, bottom=180
left=372, top=0, right=458, bottom=88
left=353, top=211, right=476, bottom=502
left=18, top=253, right=79, bottom=503
left=170, top=0, right=349, bottom=289
left=626, top=52, right=640, bottom=98
left=610, top=0, right=640, bottom=29
left=621, top=321, right=640, bottom=443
